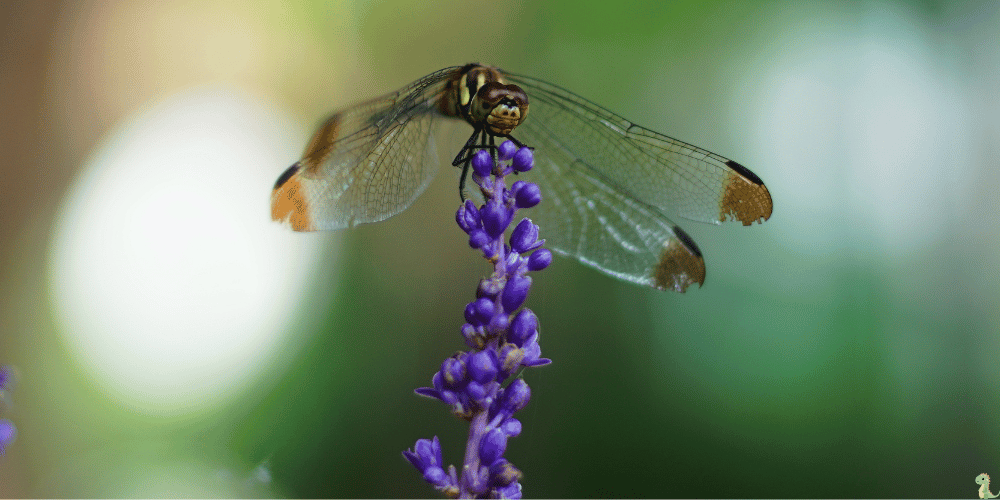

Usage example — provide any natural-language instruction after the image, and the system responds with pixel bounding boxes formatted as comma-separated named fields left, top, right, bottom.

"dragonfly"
left=271, top=63, right=772, bottom=292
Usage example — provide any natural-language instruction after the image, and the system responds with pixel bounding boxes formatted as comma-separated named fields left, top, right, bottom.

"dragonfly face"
left=271, top=64, right=772, bottom=292
left=438, top=64, right=529, bottom=136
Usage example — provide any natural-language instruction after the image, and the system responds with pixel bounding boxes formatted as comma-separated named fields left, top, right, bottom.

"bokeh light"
left=47, top=87, right=327, bottom=413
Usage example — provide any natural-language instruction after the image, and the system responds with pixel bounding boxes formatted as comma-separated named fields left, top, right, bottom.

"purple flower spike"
left=498, top=140, right=517, bottom=160
left=512, top=146, right=534, bottom=172
left=407, top=136, right=551, bottom=498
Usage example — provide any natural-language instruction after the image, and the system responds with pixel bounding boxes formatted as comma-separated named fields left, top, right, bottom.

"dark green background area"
left=3, top=0, right=999, bottom=497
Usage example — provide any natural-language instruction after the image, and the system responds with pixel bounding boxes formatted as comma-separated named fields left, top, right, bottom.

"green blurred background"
left=2, top=0, right=998, bottom=497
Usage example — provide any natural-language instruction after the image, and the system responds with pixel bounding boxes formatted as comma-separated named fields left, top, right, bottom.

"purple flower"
left=500, top=418, right=522, bottom=438
left=495, top=481, right=523, bottom=499
left=501, top=275, right=532, bottom=312
left=0, top=366, right=10, bottom=391
left=512, top=147, right=534, bottom=172
left=497, top=140, right=517, bottom=161
left=468, top=351, right=498, bottom=384
left=406, top=141, right=550, bottom=497
left=472, top=149, right=494, bottom=177
left=512, top=181, right=541, bottom=209
left=499, top=379, right=531, bottom=415
left=508, top=309, right=537, bottom=347
left=509, top=219, right=541, bottom=254
left=480, top=200, right=510, bottom=239
left=528, top=248, right=552, bottom=271
left=456, top=200, right=480, bottom=232
left=479, top=428, right=508, bottom=465
left=403, top=436, right=458, bottom=495
left=0, top=419, right=14, bottom=455
left=0, top=365, right=16, bottom=456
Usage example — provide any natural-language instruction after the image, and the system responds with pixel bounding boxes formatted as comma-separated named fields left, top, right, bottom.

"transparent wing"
left=272, top=66, right=463, bottom=230
left=515, top=123, right=706, bottom=291
left=503, top=72, right=772, bottom=290
left=503, top=72, right=772, bottom=226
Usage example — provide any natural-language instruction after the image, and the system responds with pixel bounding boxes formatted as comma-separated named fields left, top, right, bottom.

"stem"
left=459, top=410, right=489, bottom=498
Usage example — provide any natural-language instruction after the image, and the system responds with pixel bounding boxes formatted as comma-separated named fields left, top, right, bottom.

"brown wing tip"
left=271, top=163, right=315, bottom=232
left=651, top=226, right=706, bottom=293
left=721, top=160, right=773, bottom=226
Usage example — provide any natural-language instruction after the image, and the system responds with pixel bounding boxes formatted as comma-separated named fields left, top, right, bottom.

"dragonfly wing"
left=517, top=117, right=706, bottom=292
left=503, top=72, right=772, bottom=227
left=503, top=72, right=772, bottom=290
left=272, top=66, right=463, bottom=231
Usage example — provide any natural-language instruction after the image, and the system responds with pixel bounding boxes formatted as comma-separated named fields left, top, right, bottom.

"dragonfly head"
left=470, top=81, right=529, bottom=136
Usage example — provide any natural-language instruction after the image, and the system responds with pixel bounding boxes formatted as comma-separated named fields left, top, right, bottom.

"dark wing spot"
left=274, top=163, right=300, bottom=189
left=720, top=163, right=773, bottom=225
left=651, top=227, right=706, bottom=292
left=672, top=225, right=703, bottom=258
left=725, top=160, right=764, bottom=185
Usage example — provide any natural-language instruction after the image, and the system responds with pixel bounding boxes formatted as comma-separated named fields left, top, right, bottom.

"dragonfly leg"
left=457, top=129, right=485, bottom=201
left=457, top=129, right=502, bottom=201
left=452, top=127, right=484, bottom=166
left=458, top=159, right=470, bottom=201
left=452, top=129, right=501, bottom=165
left=505, top=134, right=535, bottom=154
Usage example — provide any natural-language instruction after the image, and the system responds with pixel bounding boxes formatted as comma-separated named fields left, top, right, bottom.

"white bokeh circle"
left=48, top=86, right=330, bottom=414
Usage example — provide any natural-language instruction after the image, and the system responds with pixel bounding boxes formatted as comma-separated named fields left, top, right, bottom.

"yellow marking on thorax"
left=460, top=84, right=471, bottom=107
